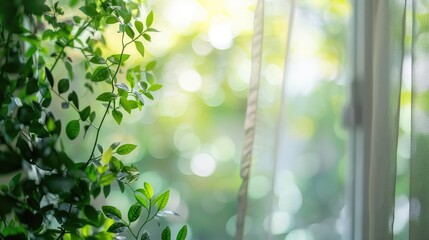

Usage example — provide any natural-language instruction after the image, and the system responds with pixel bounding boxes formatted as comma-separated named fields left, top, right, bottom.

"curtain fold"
left=410, top=0, right=429, bottom=238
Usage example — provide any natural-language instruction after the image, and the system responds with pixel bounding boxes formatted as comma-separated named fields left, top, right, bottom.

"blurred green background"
left=49, top=0, right=408, bottom=239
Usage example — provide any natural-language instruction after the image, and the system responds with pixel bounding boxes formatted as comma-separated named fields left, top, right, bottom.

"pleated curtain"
left=236, top=0, right=429, bottom=239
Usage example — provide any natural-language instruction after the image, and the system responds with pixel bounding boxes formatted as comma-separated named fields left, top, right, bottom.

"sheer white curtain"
left=235, top=0, right=429, bottom=239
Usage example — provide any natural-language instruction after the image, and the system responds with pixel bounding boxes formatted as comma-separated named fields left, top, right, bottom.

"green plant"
left=0, top=0, right=186, bottom=239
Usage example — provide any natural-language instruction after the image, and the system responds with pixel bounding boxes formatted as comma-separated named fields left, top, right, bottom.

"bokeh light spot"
left=190, top=153, right=216, bottom=177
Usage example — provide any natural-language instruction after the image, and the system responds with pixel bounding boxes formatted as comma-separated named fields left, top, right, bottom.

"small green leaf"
left=96, top=92, right=117, bottom=102
left=90, top=111, right=96, bottom=122
left=112, top=109, right=123, bottom=125
left=101, top=147, right=112, bottom=165
left=103, top=184, right=111, bottom=197
left=100, top=173, right=117, bottom=186
left=135, top=21, right=144, bottom=33
left=102, top=205, right=122, bottom=220
left=176, top=225, right=187, bottom=240
left=9, top=173, right=21, bottom=191
left=106, top=16, right=119, bottom=24
left=154, top=190, right=170, bottom=210
left=144, top=182, right=153, bottom=199
left=125, top=25, right=135, bottom=39
left=143, top=91, right=153, bottom=100
left=107, top=54, right=130, bottom=64
left=118, top=9, right=132, bottom=24
left=141, top=231, right=151, bottom=240
left=68, top=91, right=79, bottom=109
left=65, top=61, right=74, bottom=80
left=161, top=227, right=171, bottom=240
left=134, top=194, right=149, bottom=209
left=90, top=56, right=106, bottom=64
left=146, top=61, right=156, bottom=71
left=117, top=144, right=137, bottom=155
left=45, top=67, right=54, bottom=87
left=109, top=156, right=122, bottom=172
left=128, top=203, right=142, bottom=223
left=146, top=11, right=154, bottom=28
left=84, top=205, right=99, bottom=222
left=80, top=6, right=99, bottom=17
left=66, top=120, right=80, bottom=140
left=143, top=33, right=151, bottom=42
left=148, top=84, right=162, bottom=92
left=135, top=41, right=145, bottom=57
left=145, top=72, right=155, bottom=84
left=79, top=106, right=91, bottom=121
left=120, top=97, right=132, bottom=114
left=107, top=222, right=127, bottom=233
left=146, top=28, right=159, bottom=32
left=92, top=67, right=110, bottom=82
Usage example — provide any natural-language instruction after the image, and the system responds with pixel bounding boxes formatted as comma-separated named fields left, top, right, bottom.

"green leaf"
left=134, top=194, right=149, bottom=209
left=109, top=156, right=122, bottom=172
left=112, top=109, right=123, bottom=125
left=148, top=84, right=162, bottom=92
left=143, top=33, right=151, bottom=42
left=118, top=9, right=132, bottom=24
left=101, top=147, right=112, bottom=165
left=90, top=56, right=106, bottom=64
left=42, top=29, right=56, bottom=40
left=125, top=25, right=135, bottom=39
left=145, top=72, right=155, bottom=84
left=128, top=203, right=142, bottom=223
left=146, top=11, right=154, bottom=28
left=9, top=173, right=21, bottom=191
left=146, top=61, right=156, bottom=71
left=90, top=111, right=96, bottom=122
left=96, top=92, right=117, bottom=102
left=100, top=173, right=117, bottom=186
left=80, top=6, right=99, bottom=17
left=106, top=16, right=119, bottom=24
left=135, top=21, right=144, bottom=33
left=107, top=54, right=130, bottom=64
left=68, top=91, right=79, bottom=109
left=66, top=120, right=80, bottom=140
left=84, top=205, right=99, bottom=222
left=176, top=225, right=187, bottom=240
left=120, top=97, right=132, bottom=114
left=103, top=184, right=111, bottom=197
left=107, top=222, right=127, bottom=233
left=135, top=41, right=145, bottom=57
left=161, top=227, right=171, bottom=240
left=141, top=231, right=151, bottom=240
left=45, top=67, right=54, bottom=87
left=146, top=28, right=160, bottom=32
left=116, top=144, right=137, bottom=155
left=154, top=190, right=170, bottom=210
left=144, top=182, right=154, bottom=199
left=102, top=205, right=122, bottom=220
left=65, top=61, right=74, bottom=80
left=79, top=106, right=91, bottom=121
left=92, top=67, right=110, bottom=82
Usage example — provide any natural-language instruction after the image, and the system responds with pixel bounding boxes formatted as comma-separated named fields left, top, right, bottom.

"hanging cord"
left=235, top=0, right=265, bottom=239
left=266, top=0, right=296, bottom=239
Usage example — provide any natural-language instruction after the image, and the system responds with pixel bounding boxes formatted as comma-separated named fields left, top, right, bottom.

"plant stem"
left=136, top=200, right=155, bottom=238
left=83, top=29, right=128, bottom=169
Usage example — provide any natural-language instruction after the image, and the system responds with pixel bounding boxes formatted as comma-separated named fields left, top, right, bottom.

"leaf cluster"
left=0, top=0, right=185, bottom=239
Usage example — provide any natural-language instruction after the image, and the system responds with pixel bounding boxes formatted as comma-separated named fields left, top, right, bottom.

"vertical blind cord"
left=266, top=1, right=296, bottom=239
left=235, top=0, right=265, bottom=239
